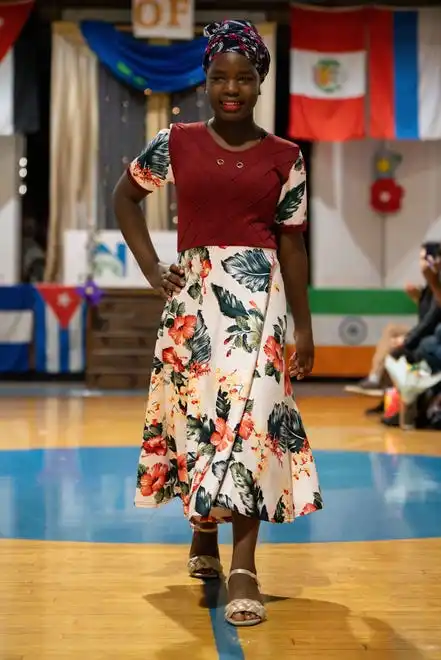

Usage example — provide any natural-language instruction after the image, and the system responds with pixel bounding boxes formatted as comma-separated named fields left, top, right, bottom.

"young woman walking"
left=113, top=19, right=322, bottom=627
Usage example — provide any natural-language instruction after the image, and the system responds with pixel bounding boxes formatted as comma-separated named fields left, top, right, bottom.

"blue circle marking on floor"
left=0, top=447, right=440, bottom=544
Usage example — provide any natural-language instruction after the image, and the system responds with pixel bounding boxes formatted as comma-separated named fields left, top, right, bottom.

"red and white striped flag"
left=289, top=6, right=367, bottom=141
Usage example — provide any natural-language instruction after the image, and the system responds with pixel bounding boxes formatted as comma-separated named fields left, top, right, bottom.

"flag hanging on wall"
left=0, top=285, right=33, bottom=372
left=0, top=1, right=38, bottom=136
left=0, top=0, right=34, bottom=62
left=289, top=6, right=367, bottom=141
left=33, top=285, right=87, bottom=374
left=368, top=8, right=441, bottom=140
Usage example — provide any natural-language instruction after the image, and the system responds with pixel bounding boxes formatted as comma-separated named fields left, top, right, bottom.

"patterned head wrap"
left=202, top=20, right=270, bottom=82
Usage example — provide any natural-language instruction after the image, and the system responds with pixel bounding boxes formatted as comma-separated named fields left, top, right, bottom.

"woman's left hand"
left=149, top=262, right=185, bottom=300
left=289, top=329, right=315, bottom=380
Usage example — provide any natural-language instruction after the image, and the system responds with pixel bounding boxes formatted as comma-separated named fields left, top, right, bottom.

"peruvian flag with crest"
left=289, top=6, right=367, bottom=141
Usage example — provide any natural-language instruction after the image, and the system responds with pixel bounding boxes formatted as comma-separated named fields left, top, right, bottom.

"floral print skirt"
left=135, top=245, right=322, bottom=524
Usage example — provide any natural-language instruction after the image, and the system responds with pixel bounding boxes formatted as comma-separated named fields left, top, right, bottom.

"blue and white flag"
left=0, top=285, right=33, bottom=372
left=33, top=285, right=87, bottom=374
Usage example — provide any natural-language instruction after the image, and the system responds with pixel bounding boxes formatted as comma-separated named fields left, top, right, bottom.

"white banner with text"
left=132, top=0, right=194, bottom=40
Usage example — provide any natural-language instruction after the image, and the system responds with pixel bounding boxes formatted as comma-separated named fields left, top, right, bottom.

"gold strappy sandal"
left=225, top=569, right=266, bottom=627
left=187, top=523, right=223, bottom=580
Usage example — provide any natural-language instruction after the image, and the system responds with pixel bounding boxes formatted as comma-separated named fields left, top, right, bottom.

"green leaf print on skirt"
left=267, top=402, right=307, bottom=454
left=211, top=284, right=248, bottom=318
left=221, top=248, right=272, bottom=293
left=187, top=310, right=211, bottom=370
left=212, top=284, right=264, bottom=357
left=134, top=245, right=322, bottom=525
left=195, top=486, right=212, bottom=517
left=185, top=247, right=212, bottom=304
left=230, top=462, right=269, bottom=521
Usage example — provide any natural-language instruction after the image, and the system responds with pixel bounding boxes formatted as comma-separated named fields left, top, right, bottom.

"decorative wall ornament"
left=370, top=178, right=404, bottom=214
left=370, top=144, right=404, bottom=214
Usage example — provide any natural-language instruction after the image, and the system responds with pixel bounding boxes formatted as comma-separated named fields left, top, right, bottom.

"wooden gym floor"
left=0, top=382, right=440, bottom=659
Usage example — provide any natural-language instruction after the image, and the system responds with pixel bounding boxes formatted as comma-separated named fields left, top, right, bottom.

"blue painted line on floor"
left=204, top=581, right=244, bottom=660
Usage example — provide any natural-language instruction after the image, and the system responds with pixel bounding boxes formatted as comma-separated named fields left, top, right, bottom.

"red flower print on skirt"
left=264, top=335, right=284, bottom=373
left=168, top=315, right=197, bottom=345
left=139, top=463, right=168, bottom=497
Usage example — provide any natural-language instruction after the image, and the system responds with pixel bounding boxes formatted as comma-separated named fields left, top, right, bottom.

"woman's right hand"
left=149, top=262, right=186, bottom=300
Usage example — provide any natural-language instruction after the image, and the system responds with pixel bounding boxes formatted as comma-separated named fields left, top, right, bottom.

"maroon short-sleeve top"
left=128, top=121, right=307, bottom=253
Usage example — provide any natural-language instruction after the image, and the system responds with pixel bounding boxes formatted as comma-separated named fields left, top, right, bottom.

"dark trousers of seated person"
left=392, top=324, right=441, bottom=373
left=414, top=335, right=441, bottom=373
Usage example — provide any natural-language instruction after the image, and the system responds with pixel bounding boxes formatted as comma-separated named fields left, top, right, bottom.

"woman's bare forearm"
left=112, top=174, right=160, bottom=283
left=278, top=232, right=312, bottom=334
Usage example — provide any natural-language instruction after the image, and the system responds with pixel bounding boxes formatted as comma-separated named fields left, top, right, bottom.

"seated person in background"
left=413, top=323, right=441, bottom=374
left=21, top=215, right=46, bottom=282
left=382, top=325, right=441, bottom=429
left=346, top=242, right=441, bottom=396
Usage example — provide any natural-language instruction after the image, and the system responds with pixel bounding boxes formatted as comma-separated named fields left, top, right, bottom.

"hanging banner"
left=132, top=0, right=194, bottom=40
left=0, top=0, right=33, bottom=63
left=80, top=20, right=205, bottom=93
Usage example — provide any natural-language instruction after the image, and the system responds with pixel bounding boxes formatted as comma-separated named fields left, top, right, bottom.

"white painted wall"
left=0, top=46, right=24, bottom=284
left=311, top=140, right=441, bottom=289
left=0, top=135, right=24, bottom=284
left=0, top=50, right=13, bottom=136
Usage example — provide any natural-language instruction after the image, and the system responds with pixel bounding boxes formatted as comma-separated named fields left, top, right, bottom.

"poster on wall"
left=63, top=230, right=178, bottom=288
left=132, top=0, right=194, bottom=40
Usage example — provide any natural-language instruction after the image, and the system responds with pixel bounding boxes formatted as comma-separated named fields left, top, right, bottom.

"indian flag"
left=286, top=289, right=418, bottom=377
left=289, top=6, right=367, bottom=141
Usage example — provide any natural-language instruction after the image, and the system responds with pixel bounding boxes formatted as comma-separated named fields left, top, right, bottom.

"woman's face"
left=205, top=52, right=260, bottom=122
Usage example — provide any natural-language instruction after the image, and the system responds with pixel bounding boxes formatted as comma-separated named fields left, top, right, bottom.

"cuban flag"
left=369, top=8, right=441, bottom=139
left=33, top=285, right=87, bottom=373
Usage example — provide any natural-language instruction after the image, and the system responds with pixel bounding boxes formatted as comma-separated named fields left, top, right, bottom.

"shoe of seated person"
left=345, top=378, right=384, bottom=397
left=381, top=412, right=399, bottom=427
left=365, top=401, right=385, bottom=416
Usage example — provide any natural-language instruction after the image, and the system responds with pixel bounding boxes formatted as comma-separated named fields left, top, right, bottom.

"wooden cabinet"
left=86, top=288, right=164, bottom=389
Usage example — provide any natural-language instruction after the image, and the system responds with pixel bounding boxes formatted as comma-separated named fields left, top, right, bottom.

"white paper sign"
left=132, top=0, right=194, bottom=40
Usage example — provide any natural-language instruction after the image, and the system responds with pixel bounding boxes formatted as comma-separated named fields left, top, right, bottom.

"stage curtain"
left=145, top=92, right=170, bottom=230
left=45, top=23, right=98, bottom=281
left=255, top=23, right=277, bottom=134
